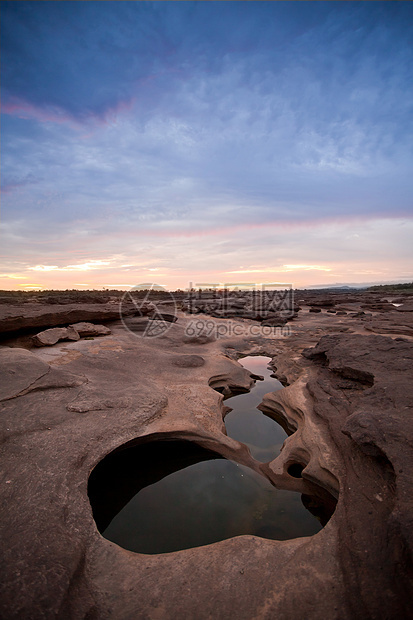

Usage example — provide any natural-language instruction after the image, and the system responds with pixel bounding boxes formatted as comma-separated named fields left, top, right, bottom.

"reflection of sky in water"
left=98, top=357, right=323, bottom=555
left=225, top=356, right=287, bottom=462
left=103, top=459, right=321, bottom=554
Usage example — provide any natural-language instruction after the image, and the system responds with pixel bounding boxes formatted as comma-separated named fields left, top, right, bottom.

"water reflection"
left=224, top=356, right=287, bottom=462
left=88, top=440, right=322, bottom=554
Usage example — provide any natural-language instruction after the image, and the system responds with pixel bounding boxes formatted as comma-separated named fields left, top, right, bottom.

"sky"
left=1, top=0, right=413, bottom=291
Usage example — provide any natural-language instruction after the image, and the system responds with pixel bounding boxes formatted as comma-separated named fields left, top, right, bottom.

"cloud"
left=227, top=265, right=332, bottom=274
left=0, top=217, right=410, bottom=290
left=29, top=265, right=59, bottom=272
left=2, top=95, right=137, bottom=130
left=29, top=260, right=111, bottom=272
left=1, top=2, right=412, bottom=289
left=282, top=265, right=332, bottom=272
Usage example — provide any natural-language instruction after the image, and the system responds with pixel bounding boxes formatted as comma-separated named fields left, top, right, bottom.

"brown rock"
left=361, top=302, right=395, bottom=312
left=396, top=302, right=413, bottom=312
left=1, top=304, right=413, bottom=620
left=172, top=355, right=205, bottom=368
left=0, top=347, right=85, bottom=402
left=183, top=333, right=216, bottom=344
left=134, top=301, right=157, bottom=315
left=308, top=298, right=336, bottom=307
left=0, top=303, right=135, bottom=334
left=363, top=312, right=413, bottom=336
left=148, top=312, right=177, bottom=323
left=69, top=322, right=111, bottom=337
left=261, top=317, right=288, bottom=327
left=261, top=332, right=413, bottom=618
left=32, top=326, right=80, bottom=347
left=0, top=347, right=50, bottom=400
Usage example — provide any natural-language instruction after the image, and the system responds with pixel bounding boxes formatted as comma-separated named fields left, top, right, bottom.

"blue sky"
left=1, top=1, right=412, bottom=289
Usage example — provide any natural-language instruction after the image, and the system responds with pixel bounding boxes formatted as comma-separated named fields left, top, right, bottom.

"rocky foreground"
left=0, top=291, right=412, bottom=619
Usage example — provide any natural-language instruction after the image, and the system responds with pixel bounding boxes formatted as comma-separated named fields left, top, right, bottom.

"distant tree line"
left=367, top=283, right=413, bottom=292
left=1, top=282, right=412, bottom=303
left=0, top=288, right=185, bottom=304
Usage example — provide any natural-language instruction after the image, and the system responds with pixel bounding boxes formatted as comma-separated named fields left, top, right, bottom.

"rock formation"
left=0, top=303, right=135, bottom=334
left=32, top=326, right=81, bottom=346
left=0, top=292, right=412, bottom=619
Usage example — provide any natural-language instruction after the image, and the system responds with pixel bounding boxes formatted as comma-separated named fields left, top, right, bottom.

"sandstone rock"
left=148, top=312, right=177, bottom=323
left=183, top=298, right=219, bottom=314
left=1, top=299, right=413, bottom=620
left=0, top=303, right=135, bottom=334
left=363, top=312, right=413, bottom=336
left=0, top=347, right=51, bottom=400
left=332, top=296, right=361, bottom=304
left=308, top=298, right=336, bottom=307
left=0, top=347, right=85, bottom=402
left=182, top=293, right=296, bottom=322
left=263, top=332, right=413, bottom=618
left=225, top=301, right=247, bottom=310
left=391, top=296, right=413, bottom=304
left=183, top=333, right=216, bottom=344
left=172, top=355, right=205, bottom=368
left=261, top=317, right=288, bottom=327
left=32, top=326, right=80, bottom=347
left=41, top=294, right=110, bottom=305
left=396, top=302, right=413, bottom=312
left=133, top=301, right=157, bottom=316
left=69, top=322, right=111, bottom=337
left=361, top=302, right=394, bottom=312
left=262, top=311, right=289, bottom=321
left=302, top=334, right=377, bottom=385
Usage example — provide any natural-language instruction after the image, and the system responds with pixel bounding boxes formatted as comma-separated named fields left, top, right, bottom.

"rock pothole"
left=88, top=438, right=329, bottom=554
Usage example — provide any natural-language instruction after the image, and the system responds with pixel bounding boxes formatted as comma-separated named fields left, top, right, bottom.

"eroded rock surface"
left=32, top=323, right=112, bottom=346
left=363, top=311, right=413, bottom=336
left=0, top=303, right=135, bottom=334
left=32, top=326, right=81, bottom=346
left=0, top=297, right=412, bottom=619
left=69, top=322, right=112, bottom=337
left=172, top=354, right=205, bottom=368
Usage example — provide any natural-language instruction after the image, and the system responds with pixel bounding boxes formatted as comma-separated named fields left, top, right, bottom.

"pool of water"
left=88, top=440, right=322, bottom=554
left=224, top=356, right=287, bottom=462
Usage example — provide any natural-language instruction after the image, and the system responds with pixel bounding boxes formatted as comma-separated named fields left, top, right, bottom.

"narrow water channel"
left=224, top=356, right=287, bottom=462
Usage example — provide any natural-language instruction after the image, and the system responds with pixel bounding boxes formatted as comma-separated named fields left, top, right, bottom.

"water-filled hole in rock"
left=88, top=439, right=327, bottom=555
left=224, top=356, right=287, bottom=462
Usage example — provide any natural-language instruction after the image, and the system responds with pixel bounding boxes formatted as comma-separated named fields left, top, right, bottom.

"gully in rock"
left=223, top=355, right=287, bottom=463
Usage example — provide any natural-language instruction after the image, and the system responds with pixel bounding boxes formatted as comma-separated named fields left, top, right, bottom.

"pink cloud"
left=2, top=96, right=136, bottom=130
left=2, top=97, right=81, bottom=127
left=91, top=211, right=413, bottom=242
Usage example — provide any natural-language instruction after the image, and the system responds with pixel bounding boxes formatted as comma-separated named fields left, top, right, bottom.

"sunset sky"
left=1, top=1, right=412, bottom=290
